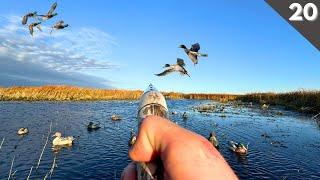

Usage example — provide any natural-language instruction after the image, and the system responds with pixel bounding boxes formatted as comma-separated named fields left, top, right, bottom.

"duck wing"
left=176, top=58, right=185, bottom=67
left=22, top=15, right=28, bottom=25
left=155, top=68, right=174, bottom=76
left=48, top=2, right=57, bottom=15
left=28, top=24, right=34, bottom=36
left=57, top=20, right=64, bottom=26
left=188, top=53, right=198, bottom=64
left=36, top=25, right=42, bottom=32
left=190, top=43, right=200, bottom=52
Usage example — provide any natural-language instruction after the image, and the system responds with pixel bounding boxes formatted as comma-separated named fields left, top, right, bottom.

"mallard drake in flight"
left=22, top=12, right=38, bottom=25
left=179, top=43, right=208, bottom=65
left=39, top=2, right=58, bottom=21
left=155, top=58, right=190, bottom=77
left=50, top=20, right=69, bottom=34
left=28, top=22, right=42, bottom=36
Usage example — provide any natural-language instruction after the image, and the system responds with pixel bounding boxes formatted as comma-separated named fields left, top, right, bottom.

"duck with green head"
left=179, top=43, right=208, bottom=65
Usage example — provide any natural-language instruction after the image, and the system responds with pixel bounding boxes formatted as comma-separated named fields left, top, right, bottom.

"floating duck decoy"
left=155, top=58, right=190, bottom=77
left=50, top=20, right=69, bottom=34
left=208, top=132, right=219, bottom=148
left=87, top=122, right=101, bottom=130
left=171, top=111, right=178, bottom=115
left=229, top=141, right=248, bottom=155
left=52, top=132, right=74, bottom=146
left=128, top=129, right=136, bottom=147
left=182, top=112, right=188, bottom=119
left=22, top=12, right=38, bottom=25
left=28, top=22, right=42, bottom=36
left=39, top=2, right=58, bottom=21
left=261, top=104, right=269, bottom=110
left=179, top=43, right=208, bottom=65
left=111, top=115, right=121, bottom=121
left=17, top=128, right=29, bottom=135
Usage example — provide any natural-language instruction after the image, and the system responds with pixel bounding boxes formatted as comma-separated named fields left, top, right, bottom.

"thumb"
left=129, top=115, right=176, bottom=162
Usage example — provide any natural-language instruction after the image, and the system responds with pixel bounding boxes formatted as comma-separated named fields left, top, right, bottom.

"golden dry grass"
left=238, top=90, right=320, bottom=113
left=0, top=85, right=237, bottom=101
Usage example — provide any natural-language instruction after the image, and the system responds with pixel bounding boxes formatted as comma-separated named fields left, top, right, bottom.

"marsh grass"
left=238, top=91, right=320, bottom=114
left=1, top=85, right=319, bottom=114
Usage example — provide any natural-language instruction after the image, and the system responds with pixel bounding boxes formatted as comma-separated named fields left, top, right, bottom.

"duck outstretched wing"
left=155, top=69, right=174, bottom=76
left=22, top=15, right=28, bottom=25
left=48, top=2, right=57, bottom=15
left=176, top=58, right=185, bottom=67
left=190, top=43, right=200, bottom=52
left=28, top=25, right=34, bottom=36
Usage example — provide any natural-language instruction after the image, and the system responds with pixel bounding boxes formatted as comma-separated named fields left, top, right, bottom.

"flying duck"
left=50, top=20, right=69, bottom=34
left=39, top=2, right=58, bottom=21
left=22, top=12, right=38, bottom=25
left=28, top=22, right=42, bottom=36
left=17, top=128, right=29, bottom=135
left=52, top=132, right=74, bottom=146
left=179, top=43, right=208, bottom=65
left=155, top=58, right=190, bottom=77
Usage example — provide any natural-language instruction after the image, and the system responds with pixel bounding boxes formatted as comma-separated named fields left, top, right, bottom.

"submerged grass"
left=0, top=85, right=319, bottom=115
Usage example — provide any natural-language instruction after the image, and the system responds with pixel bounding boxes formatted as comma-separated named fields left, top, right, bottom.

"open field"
left=0, top=86, right=319, bottom=114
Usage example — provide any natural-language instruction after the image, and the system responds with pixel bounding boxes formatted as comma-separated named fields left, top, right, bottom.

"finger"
left=121, top=162, right=137, bottom=180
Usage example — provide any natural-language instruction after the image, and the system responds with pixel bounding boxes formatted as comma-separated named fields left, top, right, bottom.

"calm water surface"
left=0, top=100, right=319, bottom=179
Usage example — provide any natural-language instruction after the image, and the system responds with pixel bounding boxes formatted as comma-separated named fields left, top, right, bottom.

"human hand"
left=121, top=115, right=237, bottom=180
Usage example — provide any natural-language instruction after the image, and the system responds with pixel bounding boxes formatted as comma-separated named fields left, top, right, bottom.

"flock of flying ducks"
left=155, top=43, right=208, bottom=77
left=22, top=2, right=69, bottom=36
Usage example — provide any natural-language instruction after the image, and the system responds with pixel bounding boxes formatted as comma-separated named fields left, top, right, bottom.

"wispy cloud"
left=0, top=15, right=118, bottom=88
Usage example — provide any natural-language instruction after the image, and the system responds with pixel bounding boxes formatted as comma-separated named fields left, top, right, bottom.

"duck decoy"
left=261, top=104, right=269, bottom=110
left=229, top=141, right=248, bottom=155
left=52, top=132, right=74, bottom=146
left=87, top=122, right=101, bottom=130
left=111, top=115, right=121, bottom=121
left=39, top=2, right=58, bottom=21
left=128, top=129, right=136, bottom=147
left=155, top=58, right=190, bottom=77
left=22, top=12, right=38, bottom=25
left=182, top=112, right=188, bottom=119
left=171, top=111, right=178, bottom=115
left=28, top=22, right=42, bottom=36
left=17, top=128, right=29, bottom=135
left=179, top=43, right=208, bottom=65
left=208, top=132, right=219, bottom=148
left=50, top=20, right=69, bottom=34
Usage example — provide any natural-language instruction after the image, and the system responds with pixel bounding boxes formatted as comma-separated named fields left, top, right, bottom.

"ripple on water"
left=0, top=100, right=319, bottom=179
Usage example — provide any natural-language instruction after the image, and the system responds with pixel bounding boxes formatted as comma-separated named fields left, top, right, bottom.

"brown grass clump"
left=238, top=90, right=320, bottom=114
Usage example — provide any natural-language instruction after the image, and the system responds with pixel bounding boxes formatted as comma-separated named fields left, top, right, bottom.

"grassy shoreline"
left=1, top=86, right=319, bottom=115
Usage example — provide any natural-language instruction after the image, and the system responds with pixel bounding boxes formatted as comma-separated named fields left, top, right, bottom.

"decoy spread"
left=179, top=43, right=208, bottom=65
left=155, top=58, right=190, bottom=77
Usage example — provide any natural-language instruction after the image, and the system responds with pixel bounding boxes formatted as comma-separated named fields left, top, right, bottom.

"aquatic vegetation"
left=238, top=90, right=320, bottom=114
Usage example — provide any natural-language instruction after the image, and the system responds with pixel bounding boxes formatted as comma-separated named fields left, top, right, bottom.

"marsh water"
left=0, top=100, right=319, bottom=179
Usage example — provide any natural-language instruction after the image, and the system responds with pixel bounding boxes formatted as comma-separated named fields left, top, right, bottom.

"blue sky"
left=0, top=0, right=319, bottom=93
